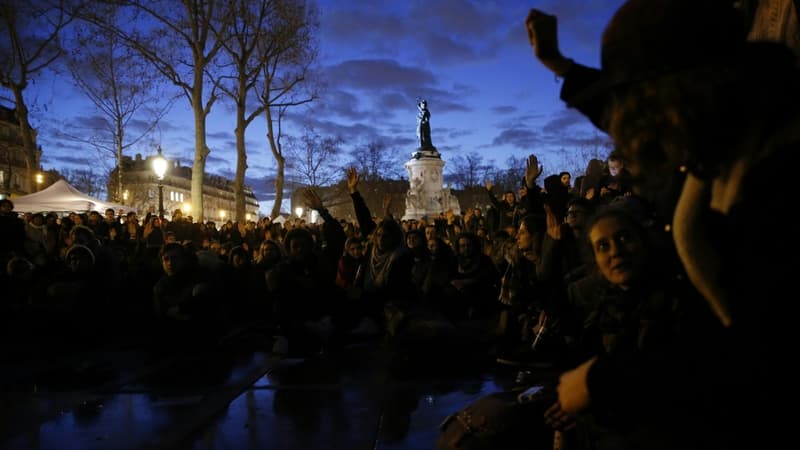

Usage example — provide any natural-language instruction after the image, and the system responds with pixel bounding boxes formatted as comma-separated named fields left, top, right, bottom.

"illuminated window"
left=0, top=170, right=4, bottom=183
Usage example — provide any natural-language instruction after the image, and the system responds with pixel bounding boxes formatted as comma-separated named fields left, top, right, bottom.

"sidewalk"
left=1, top=338, right=538, bottom=450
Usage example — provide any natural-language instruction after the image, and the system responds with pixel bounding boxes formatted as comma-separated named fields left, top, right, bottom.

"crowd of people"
left=1, top=146, right=681, bottom=449
left=2, top=0, right=797, bottom=448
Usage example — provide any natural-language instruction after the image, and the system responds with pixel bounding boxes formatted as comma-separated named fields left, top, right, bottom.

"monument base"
left=411, top=146, right=440, bottom=160
left=401, top=151, right=460, bottom=221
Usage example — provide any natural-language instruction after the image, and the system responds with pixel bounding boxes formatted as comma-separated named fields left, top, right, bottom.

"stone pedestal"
left=402, top=148, right=461, bottom=221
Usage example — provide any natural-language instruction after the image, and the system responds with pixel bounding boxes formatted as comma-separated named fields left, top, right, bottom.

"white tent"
left=10, top=179, right=136, bottom=214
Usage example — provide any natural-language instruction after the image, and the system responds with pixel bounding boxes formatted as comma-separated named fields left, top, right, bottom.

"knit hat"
left=571, top=0, right=747, bottom=103
left=65, top=244, right=96, bottom=265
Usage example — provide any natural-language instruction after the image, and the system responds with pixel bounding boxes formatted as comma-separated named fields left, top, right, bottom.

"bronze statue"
left=416, top=100, right=432, bottom=149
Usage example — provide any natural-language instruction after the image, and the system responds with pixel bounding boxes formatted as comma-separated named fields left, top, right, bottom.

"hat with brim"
left=567, top=0, right=748, bottom=106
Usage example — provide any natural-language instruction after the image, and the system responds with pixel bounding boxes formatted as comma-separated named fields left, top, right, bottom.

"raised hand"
left=346, top=167, right=359, bottom=193
left=525, top=154, right=544, bottom=187
left=544, top=204, right=561, bottom=240
left=526, top=9, right=573, bottom=76
left=302, top=188, right=324, bottom=211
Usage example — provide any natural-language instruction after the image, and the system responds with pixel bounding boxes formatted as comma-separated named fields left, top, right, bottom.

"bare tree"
left=256, top=0, right=319, bottom=220
left=60, top=14, right=174, bottom=203
left=486, top=154, right=527, bottom=193
left=447, top=151, right=493, bottom=189
left=62, top=167, right=107, bottom=197
left=554, top=131, right=614, bottom=177
left=0, top=0, right=77, bottom=192
left=217, top=0, right=318, bottom=222
left=348, top=140, right=404, bottom=183
left=285, top=125, right=342, bottom=188
left=77, top=0, right=235, bottom=220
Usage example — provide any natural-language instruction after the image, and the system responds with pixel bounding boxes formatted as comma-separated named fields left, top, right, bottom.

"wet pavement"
left=0, top=336, right=546, bottom=450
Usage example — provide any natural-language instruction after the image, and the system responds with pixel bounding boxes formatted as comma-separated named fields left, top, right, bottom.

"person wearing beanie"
left=527, top=1, right=800, bottom=449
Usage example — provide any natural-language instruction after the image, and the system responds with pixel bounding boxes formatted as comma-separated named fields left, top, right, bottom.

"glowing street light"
left=295, top=206, right=304, bottom=218
left=35, top=173, right=43, bottom=192
left=152, top=146, right=168, bottom=218
left=219, top=210, right=226, bottom=220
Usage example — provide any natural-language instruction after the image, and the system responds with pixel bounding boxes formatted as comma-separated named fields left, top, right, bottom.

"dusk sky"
left=23, top=0, right=625, bottom=214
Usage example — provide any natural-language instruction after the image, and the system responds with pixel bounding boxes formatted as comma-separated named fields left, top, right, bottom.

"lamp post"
left=152, top=146, right=168, bottom=218
left=35, top=173, right=43, bottom=192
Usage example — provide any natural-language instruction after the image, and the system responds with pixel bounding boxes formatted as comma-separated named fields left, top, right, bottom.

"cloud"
left=311, top=90, right=365, bottom=120
left=540, top=108, right=590, bottom=135
left=491, top=127, right=541, bottom=149
left=492, top=105, right=518, bottom=114
left=320, top=8, right=407, bottom=46
left=325, top=59, right=436, bottom=91
left=42, top=153, right=96, bottom=167
left=207, top=130, right=232, bottom=141
left=421, top=33, right=481, bottom=64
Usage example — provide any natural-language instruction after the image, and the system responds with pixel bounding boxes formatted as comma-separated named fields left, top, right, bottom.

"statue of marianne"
left=416, top=100, right=433, bottom=149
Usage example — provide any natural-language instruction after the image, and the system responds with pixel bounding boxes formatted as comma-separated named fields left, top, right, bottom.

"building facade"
left=0, top=106, right=41, bottom=198
left=112, top=153, right=260, bottom=223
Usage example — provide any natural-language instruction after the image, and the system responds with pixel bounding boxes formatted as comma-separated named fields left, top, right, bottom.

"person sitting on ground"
left=345, top=167, right=414, bottom=337
left=153, top=242, right=222, bottom=347
left=544, top=206, right=720, bottom=450
left=266, top=188, right=345, bottom=356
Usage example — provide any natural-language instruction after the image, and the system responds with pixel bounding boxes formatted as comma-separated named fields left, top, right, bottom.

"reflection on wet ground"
left=1, top=340, right=535, bottom=450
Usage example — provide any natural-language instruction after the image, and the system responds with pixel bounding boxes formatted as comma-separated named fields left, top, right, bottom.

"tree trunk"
left=191, top=89, right=209, bottom=221
left=234, top=117, right=247, bottom=222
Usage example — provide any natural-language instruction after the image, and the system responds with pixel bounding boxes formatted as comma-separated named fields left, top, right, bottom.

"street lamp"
left=35, top=173, right=43, bottom=192
left=152, top=146, right=168, bottom=218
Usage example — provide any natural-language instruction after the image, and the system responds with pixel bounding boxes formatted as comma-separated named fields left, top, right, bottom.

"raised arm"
left=525, top=8, right=610, bottom=131
left=485, top=178, right=503, bottom=210
left=521, top=154, right=545, bottom=217
left=526, top=9, right=574, bottom=77
left=302, top=188, right=345, bottom=274
left=346, top=167, right=376, bottom=237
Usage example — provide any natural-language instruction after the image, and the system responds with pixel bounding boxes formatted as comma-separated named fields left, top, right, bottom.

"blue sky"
left=24, top=0, right=624, bottom=214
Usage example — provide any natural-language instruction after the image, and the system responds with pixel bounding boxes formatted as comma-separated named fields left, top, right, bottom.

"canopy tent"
left=10, top=179, right=135, bottom=214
